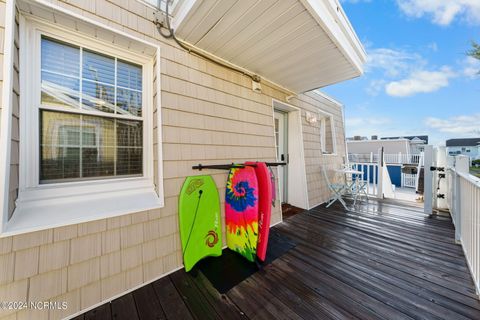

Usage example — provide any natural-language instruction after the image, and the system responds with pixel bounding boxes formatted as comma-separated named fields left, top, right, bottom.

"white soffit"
left=17, top=0, right=158, bottom=57
left=173, top=0, right=367, bottom=93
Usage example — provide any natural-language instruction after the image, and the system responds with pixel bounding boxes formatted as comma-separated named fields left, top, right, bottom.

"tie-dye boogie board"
left=225, top=167, right=259, bottom=262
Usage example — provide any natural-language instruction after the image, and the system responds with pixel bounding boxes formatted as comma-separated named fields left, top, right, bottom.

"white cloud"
left=366, top=79, right=387, bottom=96
left=365, top=48, right=425, bottom=77
left=462, top=56, right=480, bottom=78
left=425, top=114, right=480, bottom=136
left=385, top=67, right=455, bottom=97
left=396, top=0, right=480, bottom=25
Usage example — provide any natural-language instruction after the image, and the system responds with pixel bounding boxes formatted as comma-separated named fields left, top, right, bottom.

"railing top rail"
left=457, top=171, right=480, bottom=186
left=450, top=166, right=480, bottom=186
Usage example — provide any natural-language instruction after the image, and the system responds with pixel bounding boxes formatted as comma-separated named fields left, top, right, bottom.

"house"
left=0, top=0, right=366, bottom=319
left=446, top=138, right=480, bottom=160
left=347, top=135, right=427, bottom=188
left=381, top=135, right=428, bottom=154
left=347, top=135, right=428, bottom=156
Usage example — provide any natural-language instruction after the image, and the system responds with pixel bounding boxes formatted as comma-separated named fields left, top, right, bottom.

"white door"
left=274, top=111, right=288, bottom=203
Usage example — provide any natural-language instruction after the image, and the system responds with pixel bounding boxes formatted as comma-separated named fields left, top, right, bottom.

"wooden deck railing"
left=446, top=155, right=480, bottom=295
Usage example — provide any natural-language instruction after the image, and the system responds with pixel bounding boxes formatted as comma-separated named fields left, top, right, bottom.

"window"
left=40, top=38, right=143, bottom=183
left=6, top=17, right=162, bottom=236
left=319, top=115, right=336, bottom=154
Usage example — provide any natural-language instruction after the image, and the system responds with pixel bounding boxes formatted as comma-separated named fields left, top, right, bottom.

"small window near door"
left=320, top=115, right=336, bottom=154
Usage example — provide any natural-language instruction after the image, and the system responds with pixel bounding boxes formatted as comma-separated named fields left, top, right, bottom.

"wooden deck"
left=74, top=200, right=480, bottom=320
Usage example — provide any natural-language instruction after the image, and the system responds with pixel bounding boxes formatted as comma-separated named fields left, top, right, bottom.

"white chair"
left=343, top=163, right=368, bottom=206
left=353, top=179, right=369, bottom=204
left=323, top=166, right=348, bottom=210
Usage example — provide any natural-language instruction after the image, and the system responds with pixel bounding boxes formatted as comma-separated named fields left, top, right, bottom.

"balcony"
left=74, top=198, right=480, bottom=320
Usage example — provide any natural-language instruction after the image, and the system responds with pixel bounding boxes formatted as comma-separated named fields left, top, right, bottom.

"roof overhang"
left=172, top=0, right=366, bottom=93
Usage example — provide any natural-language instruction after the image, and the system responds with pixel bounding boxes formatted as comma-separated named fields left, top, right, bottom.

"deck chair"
left=353, top=179, right=369, bottom=205
left=322, top=166, right=348, bottom=210
left=346, top=163, right=369, bottom=206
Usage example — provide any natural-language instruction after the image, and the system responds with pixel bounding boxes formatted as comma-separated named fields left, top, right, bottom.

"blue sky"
left=322, top=0, right=480, bottom=145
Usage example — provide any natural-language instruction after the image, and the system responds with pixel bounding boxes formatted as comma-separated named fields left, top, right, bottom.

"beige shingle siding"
left=0, top=1, right=347, bottom=319
left=294, top=92, right=346, bottom=208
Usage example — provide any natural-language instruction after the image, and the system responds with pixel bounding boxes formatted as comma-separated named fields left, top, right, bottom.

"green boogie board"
left=179, top=176, right=222, bottom=272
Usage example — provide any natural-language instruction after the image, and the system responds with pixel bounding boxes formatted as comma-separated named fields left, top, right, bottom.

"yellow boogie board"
left=179, top=176, right=222, bottom=272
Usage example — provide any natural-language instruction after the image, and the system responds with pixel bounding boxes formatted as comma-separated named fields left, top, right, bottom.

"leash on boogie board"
left=182, top=189, right=203, bottom=263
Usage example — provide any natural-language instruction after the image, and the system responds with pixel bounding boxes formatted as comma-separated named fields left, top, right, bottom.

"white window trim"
left=2, top=12, right=163, bottom=237
left=319, top=111, right=337, bottom=156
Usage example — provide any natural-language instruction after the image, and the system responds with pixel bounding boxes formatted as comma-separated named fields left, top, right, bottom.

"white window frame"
left=3, top=15, right=163, bottom=236
left=319, top=112, right=337, bottom=155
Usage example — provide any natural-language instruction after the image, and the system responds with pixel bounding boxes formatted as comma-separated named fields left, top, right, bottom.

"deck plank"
left=169, top=271, right=223, bottom=320
left=78, top=199, right=480, bottom=320
left=187, top=269, right=248, bottom=320
left=132, top=284, right=166, bottom=320
left=84, top=303, right=111, bottom=320
left=278, top=218, right=480, bottom=311
left=111, top=294, right=139, bottom=320
left=152, top=276, right=194, bottom=320
left=287, top=213, right=473, bottom=282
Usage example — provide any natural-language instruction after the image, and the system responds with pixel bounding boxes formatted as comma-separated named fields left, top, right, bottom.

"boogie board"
left=179, top=176, right=222, bottom=272
left=225, top=167, right=259, bottom=262
left=245, top=162, right=272, bottom=262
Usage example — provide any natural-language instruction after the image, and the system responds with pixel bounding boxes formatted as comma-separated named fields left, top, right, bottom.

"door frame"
left=272, top=99, right=309, bottom=210
left=274, top=110, right=288, bottom=203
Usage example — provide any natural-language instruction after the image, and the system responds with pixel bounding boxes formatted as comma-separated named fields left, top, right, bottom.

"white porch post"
left=436, top=146, right=448, bottom=210
left=454, top=156, right=469, bottom=243
left=423, top=145, right=433, bottom=215
left=377, top=147, right=384, bottom=199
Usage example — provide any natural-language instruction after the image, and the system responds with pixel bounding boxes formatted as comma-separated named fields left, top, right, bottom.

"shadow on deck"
left=74, top=199, right=480, bottom=320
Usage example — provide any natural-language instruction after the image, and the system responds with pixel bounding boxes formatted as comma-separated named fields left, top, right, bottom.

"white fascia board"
left=171, top=0, right=200, bottom=31
left=300, top=0, right=366, bottom=75
left=312, top=90, right=343, bottom=107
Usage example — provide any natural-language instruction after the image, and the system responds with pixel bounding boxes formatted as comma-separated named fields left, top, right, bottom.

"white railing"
left=349, top=153, right=423, bottom=165
left=446, top=155, right=480, bottom=295
left=402, top=173, right=416, bottom=188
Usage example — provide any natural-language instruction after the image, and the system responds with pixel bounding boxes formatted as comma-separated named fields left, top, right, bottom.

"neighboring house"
left=382, top=135, right=428, bottom=154
left=347, top=135, right=427, bottom=155
left=347, top=135, right=427, bottom=188
left=0, top=1, right=366, bottom=319
left=446, top=138, right=480, bottom=160
left=348, top=137, right=411, bottom=155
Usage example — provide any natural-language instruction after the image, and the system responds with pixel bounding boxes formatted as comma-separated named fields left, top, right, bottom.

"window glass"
left=40, top=111, right=81, bottom=181
left=117, top=60, right=143, bottom=117
left=320, top=116, right=335, bottom=154
left=39, top=37, right=143, bottom=183
left=41, top=38, right=80, bottom=109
